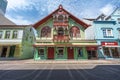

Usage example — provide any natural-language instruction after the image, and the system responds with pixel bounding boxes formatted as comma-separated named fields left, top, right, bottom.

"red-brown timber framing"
left=33, top=5, right=90, bottom=29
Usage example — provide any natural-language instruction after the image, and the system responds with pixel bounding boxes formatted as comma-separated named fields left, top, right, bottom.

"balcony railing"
left=53, top=35, right=69, bottom=42
left=53, top=21, right=68, bottom=26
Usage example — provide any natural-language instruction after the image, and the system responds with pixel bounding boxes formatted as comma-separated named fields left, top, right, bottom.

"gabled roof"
left=0, top=14, right=15, bottom=25
left=33, top=5, right=89, bottom=29
left=84, top=14, right=106, bottom=21
left=105, top=7, right=119, bottom=20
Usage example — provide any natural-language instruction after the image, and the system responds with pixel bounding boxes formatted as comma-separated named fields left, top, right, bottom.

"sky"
left=5, top=0, right=120, bottom=25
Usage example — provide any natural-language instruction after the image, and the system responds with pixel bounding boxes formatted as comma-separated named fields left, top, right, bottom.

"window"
left=5, top=31, right=10, bottom=39
left=41, top=26, right=51, bottom=37
left=118, top=30, right=120, bottom=39
left=38, top=48, right=44, bottom=57
left=58, top=27, right=64, bottom=36
left=102, top=29, right=113, bottom=38
left=12, top=31, right=18, bottom=39
left=58, top=15, right=63, bottom=22
left=117, top=18, right=120, bottom=24
left=78, top=48, right=83, bottom=57
left=57, top=47, right=64, bottom=58
left=0, top=31, right=3, bottom=39
left=70, top=26, right=80, bottom=38
left=118, top=30, right=120, bottom=34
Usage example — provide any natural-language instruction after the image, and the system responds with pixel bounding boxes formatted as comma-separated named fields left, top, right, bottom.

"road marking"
left=66, top=64, right=75, bottom=80
left=45, top=64, right=54, bottom=80
left=0, top=64, right=38, bottom=80
left=72, top=65, right=88, bottom=80
left=78, top=65, right=108, bottom=80
left=32, top=66, right=48, bottom=80
left=99, top=67, right=120, bottom=79
left=0, top=65, right=22, bottom=79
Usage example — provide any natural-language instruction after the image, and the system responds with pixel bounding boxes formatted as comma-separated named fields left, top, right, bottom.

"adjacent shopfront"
left=101, top=42, right=120, bottom=58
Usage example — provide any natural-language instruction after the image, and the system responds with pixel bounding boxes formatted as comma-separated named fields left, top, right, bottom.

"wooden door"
left=67, top=47, right=74, bottom=59
left=48, top=47, right=54, bottom=59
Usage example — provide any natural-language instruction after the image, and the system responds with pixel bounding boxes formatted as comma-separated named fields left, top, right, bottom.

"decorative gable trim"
left=33, top=5, right=89, bottom=29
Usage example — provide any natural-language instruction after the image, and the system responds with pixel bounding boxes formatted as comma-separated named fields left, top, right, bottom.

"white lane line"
left=0, top=65, right=22, bottom=79
left=78, top=65, right=108, bottom=79
left=46, top=64, right=54, bottom=80
left=99, top=67, right=120, bottom=78
left=72, top=65, right=88, bottom=80
left=0, top=64, right=37, bottom=80
left=106, top=66, right=120, bottom=72
left=32, top=66, right=48, bottom=80
left=66, top=64, right=75, bottom=80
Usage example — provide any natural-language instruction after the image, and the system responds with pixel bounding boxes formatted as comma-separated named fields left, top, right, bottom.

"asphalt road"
left=0, top=63, right=120, bottom=80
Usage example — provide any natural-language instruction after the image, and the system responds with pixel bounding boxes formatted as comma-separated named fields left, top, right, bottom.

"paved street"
left=0, top=60, right=120, bottom=80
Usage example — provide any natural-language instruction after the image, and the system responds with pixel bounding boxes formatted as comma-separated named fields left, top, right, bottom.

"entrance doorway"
left=111, top=48, right=119, bottom=58
left=67, top=47, right=74, bottom=59
left=1, top=47, right=7, bottom=57
left=103, top=47, right=119, bottom=58
left=9, top=46, right=15, bottom=57
left=87, top=50, right=97, bottom=59
left=48, top=47, right=54, bottom=59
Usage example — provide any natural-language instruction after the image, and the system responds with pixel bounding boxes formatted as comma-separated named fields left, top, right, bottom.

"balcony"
left=53, top=21, right=68, bottom=26
left=53, top=35, right=69, bottom=42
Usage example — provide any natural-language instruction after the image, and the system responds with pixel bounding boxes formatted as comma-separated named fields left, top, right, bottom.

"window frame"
left=70, top=26, right=80, bottom=38
left=102, top=28, right=113, bottom=38
left=12, top=31, right=18, bottom=39
left=5, top=31, right=11, bottom=39
left=0, top=31, right=3, bottom=39
left=38, top=48, right=45, bottom=57
left=41, top=26, right=51, bottom=38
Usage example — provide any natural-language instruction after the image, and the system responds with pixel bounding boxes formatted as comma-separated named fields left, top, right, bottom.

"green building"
left=33, top=5, right=98, bottom=60
left=0, top=25, right=35, bottom=59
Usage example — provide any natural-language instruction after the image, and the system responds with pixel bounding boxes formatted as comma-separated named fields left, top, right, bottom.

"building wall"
left=69, top=18, right=85, bottom=39
left=21, top=26, right=35, bottom=59
left=93, top=21, right=117, bottom=40
left=85, top=26, right=95, bottom=40
left=92, top=21, right=120, bottom=59
left=36, top=18, right=86, bottom=39
left=0, top=26, right=35, bottom=59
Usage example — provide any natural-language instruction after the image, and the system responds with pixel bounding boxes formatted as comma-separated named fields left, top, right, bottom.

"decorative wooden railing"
left=53, top=35, right=69, bottom=42
left=53, top=21, right=68, bottom=26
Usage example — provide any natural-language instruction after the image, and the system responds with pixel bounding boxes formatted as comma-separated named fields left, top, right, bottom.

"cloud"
left=7, top=0, right=34, bottom=11
left=100, top=4, right=115, bottom=15
left=5, top=15, right=32, bottom=25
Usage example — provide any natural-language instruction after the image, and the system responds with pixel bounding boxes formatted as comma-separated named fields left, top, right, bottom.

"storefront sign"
left=101, top=42, right=118, bottom=46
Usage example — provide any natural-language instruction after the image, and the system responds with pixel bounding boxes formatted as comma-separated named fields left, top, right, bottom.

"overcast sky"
left=5, top=0, right=120, bottom=25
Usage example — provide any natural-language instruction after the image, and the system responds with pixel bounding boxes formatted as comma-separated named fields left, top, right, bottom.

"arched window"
left=58, top=15, right=63, bottom=22
left=41, top=26, right=51, bottom=37
left=70, top=26, right=80, bottom=38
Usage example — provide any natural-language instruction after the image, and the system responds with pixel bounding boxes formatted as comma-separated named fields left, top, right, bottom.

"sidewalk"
left=0, top=59, right=120, bottom=64
left=25, top=59, right=120, bottom=64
